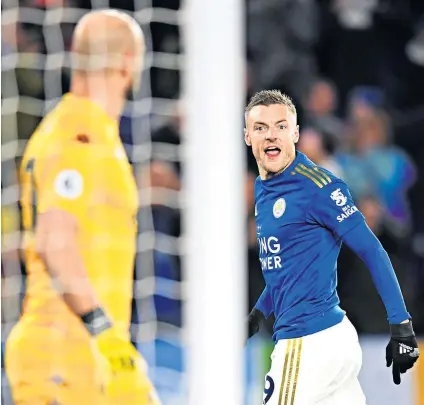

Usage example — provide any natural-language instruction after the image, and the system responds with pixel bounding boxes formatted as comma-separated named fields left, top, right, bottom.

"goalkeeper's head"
left=71, top=10, right=145, bottom=106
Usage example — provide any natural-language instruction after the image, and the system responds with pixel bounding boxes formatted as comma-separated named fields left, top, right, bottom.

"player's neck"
left=259, top=153, right=296, bottom=180
left=70, top=76, right=126, bottom=122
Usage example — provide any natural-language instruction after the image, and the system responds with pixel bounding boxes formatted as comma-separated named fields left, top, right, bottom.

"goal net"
left=1, top=0, right=255, bottom=402
left=1, top=0, right=186, bottom=403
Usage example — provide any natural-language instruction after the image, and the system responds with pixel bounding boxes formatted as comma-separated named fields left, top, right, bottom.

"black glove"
left=386, top=321, right=420, bottom=385
left=247, top=308, right=265, bottom=340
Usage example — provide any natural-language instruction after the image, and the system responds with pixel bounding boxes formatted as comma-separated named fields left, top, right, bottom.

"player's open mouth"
left=265, top=146, right=281, bottom=158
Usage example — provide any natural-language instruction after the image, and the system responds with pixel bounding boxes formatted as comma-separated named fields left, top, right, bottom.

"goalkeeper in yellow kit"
left=5, top=10, right=160, bottom=405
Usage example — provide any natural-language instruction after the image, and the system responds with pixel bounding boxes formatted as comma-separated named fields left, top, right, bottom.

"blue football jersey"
left=254, top=151, right=365, bottom=341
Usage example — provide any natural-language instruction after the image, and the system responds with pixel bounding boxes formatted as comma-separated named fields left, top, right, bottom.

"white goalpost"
left=184, top=0, right=246, bottom=405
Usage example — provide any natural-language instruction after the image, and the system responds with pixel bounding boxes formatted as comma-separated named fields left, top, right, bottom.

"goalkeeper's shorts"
left=5, top=322, right=160, bottom=405
left=262, top=316, right=367, bottom=405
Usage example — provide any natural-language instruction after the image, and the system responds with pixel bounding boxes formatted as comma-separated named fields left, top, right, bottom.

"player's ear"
left=244, top=128, right=252, bottom=146
left=293, top=125, right=300, bottom=144
left=122, top=54, right=134, bottom=96
left=120, top=54, right=131, bottom=84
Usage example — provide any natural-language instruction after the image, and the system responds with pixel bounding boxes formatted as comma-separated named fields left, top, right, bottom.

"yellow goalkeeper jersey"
left=19, top=93, right=138, bottom=341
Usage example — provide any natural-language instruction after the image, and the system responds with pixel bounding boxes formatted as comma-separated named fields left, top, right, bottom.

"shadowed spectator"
left=337, top=108, right=416, bottom=237
left=298, top=128, right=344, bottom=178
left=151, top=106, right=183, bottom=176
left=304, top=79, right=344, bottom=144
left=2, top=21, right=44, bottom=149
left=247, top=0, right=319, bottom=103
left=137, top=160, right=181, bottom=238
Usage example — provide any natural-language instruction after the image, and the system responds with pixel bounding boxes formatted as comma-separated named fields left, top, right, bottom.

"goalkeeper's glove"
left=247, top=307, right=265, bottom=340
left=386, top=320, right=420, bottom=385
left=81, top=308, right=147, bottom=394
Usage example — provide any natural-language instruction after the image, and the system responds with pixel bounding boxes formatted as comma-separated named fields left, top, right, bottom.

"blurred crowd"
left=2, top=0, right=424, bottom=342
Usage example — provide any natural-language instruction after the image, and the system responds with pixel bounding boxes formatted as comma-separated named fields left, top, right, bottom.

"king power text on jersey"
left=258, top=236, right=282, bottom=271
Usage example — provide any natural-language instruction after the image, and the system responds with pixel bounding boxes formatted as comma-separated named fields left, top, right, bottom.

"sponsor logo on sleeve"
left=330, top=188, right=347, bottom=206
left=336, top=205, right=359, bottom=222
left=330, top=188, right=359, bottom=222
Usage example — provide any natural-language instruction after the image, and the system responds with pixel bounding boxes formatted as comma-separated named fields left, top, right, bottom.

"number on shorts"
left=263, top=375, right=275, bottom=404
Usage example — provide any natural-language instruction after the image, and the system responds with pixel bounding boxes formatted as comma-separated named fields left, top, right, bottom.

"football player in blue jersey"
left=245, top=90, right=420, bottom=405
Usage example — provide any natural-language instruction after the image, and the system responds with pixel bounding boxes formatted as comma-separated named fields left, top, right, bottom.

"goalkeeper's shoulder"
left=31, top=137, right=102, bottom=185
left=26, top=93, right=118, bottom=171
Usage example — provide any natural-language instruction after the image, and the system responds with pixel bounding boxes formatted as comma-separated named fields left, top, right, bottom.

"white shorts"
left=263, top=316, right=367, bottom=405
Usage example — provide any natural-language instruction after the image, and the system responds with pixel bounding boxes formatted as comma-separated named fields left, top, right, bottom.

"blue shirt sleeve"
left=254, top=286, right=273, bottom=318
left=307, top=181, right=410, bottom=324
left=306, top=181, right=365, bottom=238
left=343, top=222, right=410, bottom=323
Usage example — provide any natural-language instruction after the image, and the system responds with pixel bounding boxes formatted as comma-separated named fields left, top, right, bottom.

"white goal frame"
left=184, top=1, right=246, bottom=405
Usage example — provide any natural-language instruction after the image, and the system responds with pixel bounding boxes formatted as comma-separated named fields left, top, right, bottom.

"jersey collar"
left=62, top=93, right=116, bottom=127
left=259, top=151, right=304, bottom=190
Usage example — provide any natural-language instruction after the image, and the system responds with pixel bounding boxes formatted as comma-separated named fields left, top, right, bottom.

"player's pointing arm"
left=306, top=181, right=420, bottom=385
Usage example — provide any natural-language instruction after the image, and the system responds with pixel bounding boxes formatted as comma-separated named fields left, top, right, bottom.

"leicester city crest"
left=273, top=198, right=286, bottom=218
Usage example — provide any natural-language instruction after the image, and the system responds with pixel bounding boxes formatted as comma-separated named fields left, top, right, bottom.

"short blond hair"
left=245, top=90, right=297, bottom=124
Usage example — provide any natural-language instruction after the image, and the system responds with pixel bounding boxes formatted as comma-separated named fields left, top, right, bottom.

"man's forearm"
left=37, top=211, right=100, bottom=316
left=45, top=237, right=99, bottom=315
left=359, top=245, right=409, bottom=323
left=343, top=221, right=410, bottom=324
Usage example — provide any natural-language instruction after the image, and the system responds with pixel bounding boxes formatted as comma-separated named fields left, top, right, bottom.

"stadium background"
left=1, top=0, right=424, bottom=404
